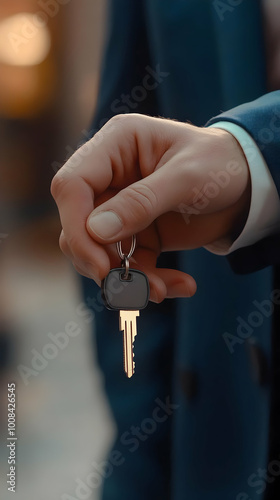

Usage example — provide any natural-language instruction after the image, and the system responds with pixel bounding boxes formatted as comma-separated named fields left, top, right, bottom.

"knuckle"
left=50, top=174, right=62, bottom=200
left=67, top=233, right=83, bottom=258
left=59, top=232, right=68, bottom=255
left=107, top=113, right=143, bottom=131
left=125, top=183, right=158, bottom=219
left=107, top=114, right=130, bottom=127
left=50, top=172, right=68, bottom=200
left=51, top=172, right=77, bottom=203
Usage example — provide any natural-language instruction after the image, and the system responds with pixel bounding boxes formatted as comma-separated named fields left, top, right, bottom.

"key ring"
left=122, top=256, right=130, bottom=280
left=117, top=234, right=136, bottom=261
left=117, top=235, right=136, bottom=280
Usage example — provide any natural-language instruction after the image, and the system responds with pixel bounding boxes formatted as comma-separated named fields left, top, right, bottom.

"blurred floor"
left=0, top=215, right=115, bottom=500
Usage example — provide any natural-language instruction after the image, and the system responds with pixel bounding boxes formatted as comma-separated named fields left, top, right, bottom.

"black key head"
left=101, top=268, right=150, bottom=311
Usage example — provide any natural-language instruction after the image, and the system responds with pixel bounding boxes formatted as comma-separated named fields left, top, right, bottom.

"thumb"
left=86, top=164, right=183, bottom=243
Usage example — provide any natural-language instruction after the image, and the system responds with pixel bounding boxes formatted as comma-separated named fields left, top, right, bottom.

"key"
left=101, top=267, right=149, bottom=378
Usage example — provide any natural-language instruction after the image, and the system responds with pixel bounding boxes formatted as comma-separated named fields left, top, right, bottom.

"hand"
left=51, top=114, right=250, bottom=302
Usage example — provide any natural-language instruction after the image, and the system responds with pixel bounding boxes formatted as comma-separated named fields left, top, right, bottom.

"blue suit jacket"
left=208, top=91, right=280, bottom=273
left=82, top=2, right=280, bottom=499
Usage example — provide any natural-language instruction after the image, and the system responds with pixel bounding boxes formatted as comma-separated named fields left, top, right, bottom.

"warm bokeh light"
left=0, top=3, right=109, bottom=498
left=0, top=12, right=51, bottom=67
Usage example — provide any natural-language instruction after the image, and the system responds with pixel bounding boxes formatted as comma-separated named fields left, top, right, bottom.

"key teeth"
left=119, top=310, right=139, bottom=378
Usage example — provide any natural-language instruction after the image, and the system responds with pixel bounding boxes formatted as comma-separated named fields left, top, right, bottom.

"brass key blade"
left=119, top=310, right=139, bottom=378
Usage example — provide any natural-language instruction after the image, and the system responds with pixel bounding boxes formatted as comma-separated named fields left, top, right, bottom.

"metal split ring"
left=117, top=234, right=136, bottom=261
left=122, top=256, right=130, bottom=280
left=117, top=235, right=136, bottom=280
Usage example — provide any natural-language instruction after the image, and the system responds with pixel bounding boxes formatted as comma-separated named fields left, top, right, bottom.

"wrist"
left=200, top=128, right=252, bottom=244
left=218, top=129, right=252, bottom=242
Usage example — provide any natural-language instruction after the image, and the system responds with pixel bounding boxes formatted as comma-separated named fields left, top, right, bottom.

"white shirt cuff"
left=205, top=121, right=280, bottom=255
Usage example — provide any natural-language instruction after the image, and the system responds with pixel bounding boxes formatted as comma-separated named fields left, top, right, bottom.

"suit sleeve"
left=206, top=90, right=280, bottom=274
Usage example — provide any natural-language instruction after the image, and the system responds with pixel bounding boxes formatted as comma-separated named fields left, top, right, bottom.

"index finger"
left=51, top=174, right=111, bottom=279
left=50, top=118, right=136, bottom=279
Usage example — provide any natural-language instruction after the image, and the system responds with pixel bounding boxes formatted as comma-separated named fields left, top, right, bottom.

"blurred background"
left=0, top=1, right=115, bottom=499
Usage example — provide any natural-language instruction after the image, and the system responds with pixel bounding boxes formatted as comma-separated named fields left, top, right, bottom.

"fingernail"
left=88, top=211, right=123, bottom=239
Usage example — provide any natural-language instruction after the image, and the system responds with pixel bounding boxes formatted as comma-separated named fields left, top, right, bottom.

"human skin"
left=51, top=114, right=251, bottom=303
